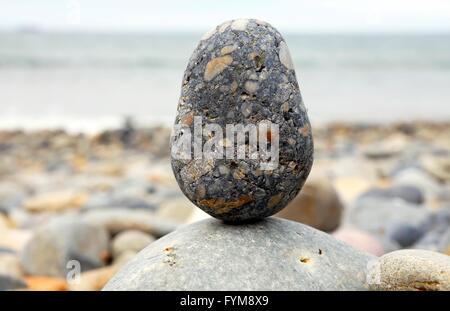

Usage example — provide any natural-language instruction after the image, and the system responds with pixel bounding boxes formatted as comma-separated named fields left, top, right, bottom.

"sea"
left=1, top=32, right=450, bottom=133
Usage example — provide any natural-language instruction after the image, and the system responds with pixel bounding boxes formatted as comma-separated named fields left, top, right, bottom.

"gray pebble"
left=359, top=185, right=424, bottom=205
left=21, top=217, right=110, bottom=277
left=81, top=208, right=178, bottom=237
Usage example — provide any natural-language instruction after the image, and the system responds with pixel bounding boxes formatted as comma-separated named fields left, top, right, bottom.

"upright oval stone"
left=171, top=19, right=313, bottom=222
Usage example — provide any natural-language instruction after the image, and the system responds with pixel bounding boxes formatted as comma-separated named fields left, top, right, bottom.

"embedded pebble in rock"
left=21, top=218, right=109, bottom=277
left=103, top=218, right=373, bottom=291
left=171, top=19, right=313, bottom=222
left=275, top=177, right=343, bottom=232
left=369, top=250, right=450, bottom=291
left=420, top=154, right=450, bottom=183
left=112, top=230, right=155, bottom=259
left=393, top=168, right=441, bottom=197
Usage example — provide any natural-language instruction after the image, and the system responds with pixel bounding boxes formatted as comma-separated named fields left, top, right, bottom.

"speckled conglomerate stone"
left=171, top=19, right=313, bottom=222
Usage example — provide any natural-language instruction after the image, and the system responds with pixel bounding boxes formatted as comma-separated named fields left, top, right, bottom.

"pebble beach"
left=0, top=120, right=449, bottom=290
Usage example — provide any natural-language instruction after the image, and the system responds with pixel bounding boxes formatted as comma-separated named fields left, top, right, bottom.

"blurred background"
left=1, top=0, right=450, bottom=129
left=0, top=0, right=449, bottom=291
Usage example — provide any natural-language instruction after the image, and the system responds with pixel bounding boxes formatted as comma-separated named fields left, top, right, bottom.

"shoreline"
left=0, top=118, right=449, bottom=135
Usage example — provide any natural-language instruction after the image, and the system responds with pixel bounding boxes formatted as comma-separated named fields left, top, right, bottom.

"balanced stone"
left=171, top=19, right=313, bottom=222
left=103, top=218, right=373, bottom=291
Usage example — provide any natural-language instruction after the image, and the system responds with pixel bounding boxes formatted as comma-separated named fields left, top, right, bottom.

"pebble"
left=21, top=218, right=110, bottom=277
left=393, top=168, right=441, bottom=198
left=171, top=19, right=313, bottom=222
left=333, top=227, right=385, bottom=256
left=111, top=230, right=155, bottom=259
left=82, top=192, right=156, bottom=211
left=23, top=190, right=88, bottom=213
left=0, top=182, right=27, bottom=213
left=275, top=177, right=343, bottom=232
left=25, top=276, right=68, bottom=291
left=369, top=249, right=450, bottom=291
left=420, top=154, right=450, bottom=183
left=81, top=208, right=178, bottom=237
left=103, top=218, right=373, bottom=290
left=386, top=221, right=426, bottom=248
left=359, top=185, right=424, bottom=205
left=346, top=197, right=431, bottom=240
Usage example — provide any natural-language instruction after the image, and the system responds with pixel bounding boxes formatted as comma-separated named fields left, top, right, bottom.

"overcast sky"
left=1, top=0, right=450, bottom=33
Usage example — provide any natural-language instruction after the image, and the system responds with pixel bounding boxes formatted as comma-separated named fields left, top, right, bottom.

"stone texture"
left=393, top=168, right=441, bottom=197
left=369, top=250, right=450, bottom=291
left=21, top=218, right=109, bottom=277
left=171, top=19, right=313, bottom=222
left=275, top=177, right=343, bottom=232
left=111, top=230, right=155, bottom=259
left=103, top=217, right=373, bottom=291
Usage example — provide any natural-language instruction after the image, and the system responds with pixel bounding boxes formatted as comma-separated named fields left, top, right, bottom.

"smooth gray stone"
left=21, top=217, right=109, bottom=277
left=414, top=226, right=450, bottom=253
left=81, top=208, right=178, bottom=237
left=346, top=197, right=431, bottom=239
left=393, top=168, right=441, bottom=197
left=369, top=250, right=450, bottom=291
left=359, top=185, right=424, bottom=205
left=386, top=222, right=426, bottom=248
left=103, top=218, right=374, bottom=291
